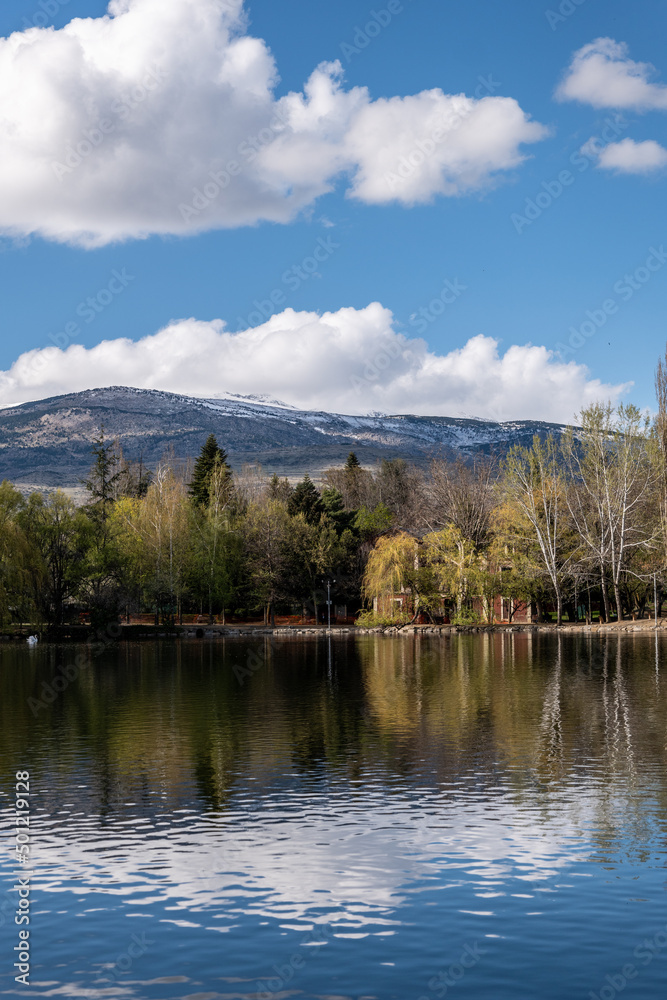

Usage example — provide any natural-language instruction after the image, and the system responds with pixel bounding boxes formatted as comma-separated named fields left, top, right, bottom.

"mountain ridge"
left=0, top=385, right=571, bottom=490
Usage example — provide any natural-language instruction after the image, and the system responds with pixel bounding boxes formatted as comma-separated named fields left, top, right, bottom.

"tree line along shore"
left=2, top=363, right=667, bottom=632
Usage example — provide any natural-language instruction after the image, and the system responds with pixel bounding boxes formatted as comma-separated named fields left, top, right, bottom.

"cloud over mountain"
left=0, top=0, right=547, bottom=246
left=0, top=304, right=629, bottom=423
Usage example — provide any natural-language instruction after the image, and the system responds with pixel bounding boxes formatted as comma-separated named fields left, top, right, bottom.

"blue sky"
left=0, top=0, right=665, bottom=421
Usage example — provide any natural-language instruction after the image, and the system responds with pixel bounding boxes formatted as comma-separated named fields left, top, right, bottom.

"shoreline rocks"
left=4, top=620, right=666, bottom=643
left=179, top=620, right=667, bottom=638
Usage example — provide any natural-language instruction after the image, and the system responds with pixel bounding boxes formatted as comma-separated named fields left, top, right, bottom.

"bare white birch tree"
left=502, top=435, right=573, bottom=626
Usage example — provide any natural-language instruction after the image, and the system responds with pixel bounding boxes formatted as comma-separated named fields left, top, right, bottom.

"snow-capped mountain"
left=0, top=385, right=571, bottom=490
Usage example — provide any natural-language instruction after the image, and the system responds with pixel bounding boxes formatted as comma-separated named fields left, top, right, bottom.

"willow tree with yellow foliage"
left=361, top=531, right=432, bottom=622
left=423, top=525, right=481, bottom=617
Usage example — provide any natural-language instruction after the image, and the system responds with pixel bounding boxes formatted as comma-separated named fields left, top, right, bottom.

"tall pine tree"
left=188, top=435, right=231, bottom=507
left=288, top=474, right=324, bottom=525
left=83, top=425, right=121, bottom=528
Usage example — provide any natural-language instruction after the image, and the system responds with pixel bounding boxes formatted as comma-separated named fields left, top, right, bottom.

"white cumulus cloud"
left=0, top=0, right=547, bottom=246
left=345, top=89, right=548, bottom=205
left=592, top=137, right=667, bottom=174
left=556, top=38, right=667, bottom=111
left=0, top=304, right=629, bottom=423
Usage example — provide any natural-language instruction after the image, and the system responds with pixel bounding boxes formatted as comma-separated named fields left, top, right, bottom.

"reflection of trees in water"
left=1, top=635, right=666, bottom=848
left=602, top=639, right=636, bottom=777
left=588, top=637, right=661, bottom=863
left=537, top=634, right=563, bottom=774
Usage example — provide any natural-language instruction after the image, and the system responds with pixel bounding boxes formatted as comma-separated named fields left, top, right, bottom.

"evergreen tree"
left=188, top=435, right=231, bottom=507
left=83, top=425, right=121, bottom=528
left=267, top=473, right=293, bottom=504
left=288, top=475, right=324, bottom=525
left=321, top=486, right=356, bottom=535
left=80, top=427, right=126, bottom=627
left=346, top=452, right=361, bottom=469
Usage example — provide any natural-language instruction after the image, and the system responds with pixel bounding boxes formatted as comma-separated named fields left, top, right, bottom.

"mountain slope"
left=0, top=386, right=571, bottom=489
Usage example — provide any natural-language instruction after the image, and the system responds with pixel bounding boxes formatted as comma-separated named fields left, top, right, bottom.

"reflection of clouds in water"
left=17, top=789, right=593, bottom=928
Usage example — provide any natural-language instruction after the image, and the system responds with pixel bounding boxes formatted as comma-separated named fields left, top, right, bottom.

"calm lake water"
left=1, top=633, right=667, bottom=999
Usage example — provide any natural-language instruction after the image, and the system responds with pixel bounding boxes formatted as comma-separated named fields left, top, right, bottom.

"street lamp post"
left=322, top=578, right=336, bottom=629
left=326, top=579, right=332, bottom=630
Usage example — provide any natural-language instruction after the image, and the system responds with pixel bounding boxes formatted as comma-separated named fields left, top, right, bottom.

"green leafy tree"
left=20, top=490, right=87, bottom=624
left=0, top=482, right=43, bottom=625
left=354, top=502, right=394, bottom=542
left=286, top=513, right=358, bottom=622
left=128, top=466, right=192, bottom=623
left=190, top=461, right=241, bottom=622
left=111, top=496, right=151, bottom=618
left=242, top=498, right=293, bottom=625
